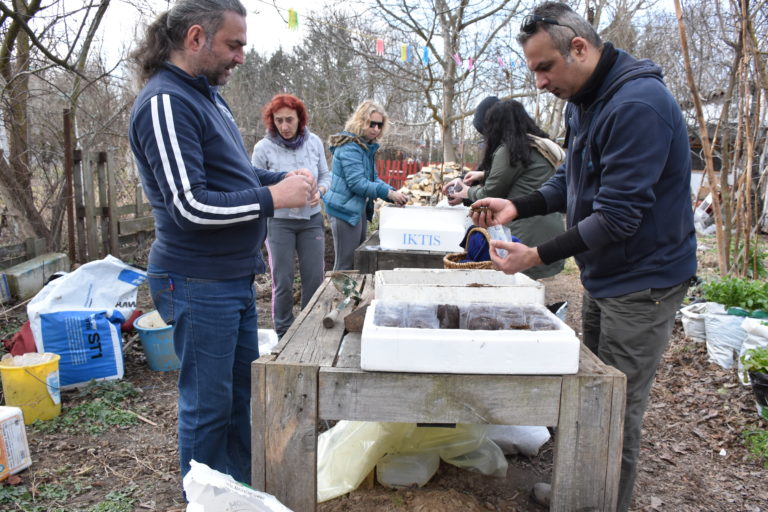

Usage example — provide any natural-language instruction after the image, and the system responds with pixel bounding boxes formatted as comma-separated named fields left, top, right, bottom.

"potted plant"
left=741, top=343, right=768, bottom=421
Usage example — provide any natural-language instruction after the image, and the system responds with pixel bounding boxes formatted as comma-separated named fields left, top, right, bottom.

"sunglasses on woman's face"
left=520, top=14, right=578, bottom=38
left=369, top=121, right=384, bottom=129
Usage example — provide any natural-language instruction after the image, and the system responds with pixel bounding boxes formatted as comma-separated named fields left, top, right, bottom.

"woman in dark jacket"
left=444, top=98, right=566, bottom=278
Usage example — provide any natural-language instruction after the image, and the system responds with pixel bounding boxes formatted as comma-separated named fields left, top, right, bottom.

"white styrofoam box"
left=374, top=269, right=544, bottom=304
left=361, top=300, right=579, bottom=374
left=0, top=406, right=32, bottom=481
left=379, top=205, right=469, bottom=253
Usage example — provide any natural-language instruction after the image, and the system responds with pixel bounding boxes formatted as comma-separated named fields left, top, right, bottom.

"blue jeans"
left=147, top=266, right=258, bottom=485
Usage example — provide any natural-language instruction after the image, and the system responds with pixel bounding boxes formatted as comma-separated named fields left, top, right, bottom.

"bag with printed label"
left=27, top=255, right=146, bottom=388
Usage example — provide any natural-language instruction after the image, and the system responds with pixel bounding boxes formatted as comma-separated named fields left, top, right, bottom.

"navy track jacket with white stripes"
left=129, top=63, right=284, bottom=279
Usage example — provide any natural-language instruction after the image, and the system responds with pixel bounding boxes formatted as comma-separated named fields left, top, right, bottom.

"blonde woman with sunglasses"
left=323, top=100, right=407, bottom=270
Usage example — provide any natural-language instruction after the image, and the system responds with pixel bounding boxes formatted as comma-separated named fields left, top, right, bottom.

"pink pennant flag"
left=376, top=38, right=384, bottom=56
left=497, top=57, right=505, bottom=68
left=467, top=58, right=474, bottom=70
left=452, top=53, right=462, bottom=66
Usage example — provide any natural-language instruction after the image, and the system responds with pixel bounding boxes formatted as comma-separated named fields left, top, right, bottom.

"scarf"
left=268, top=127, right=308, bottom=150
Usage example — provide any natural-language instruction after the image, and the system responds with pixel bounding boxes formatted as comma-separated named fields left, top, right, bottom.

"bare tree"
left=0, top=0, right=110, bottom=246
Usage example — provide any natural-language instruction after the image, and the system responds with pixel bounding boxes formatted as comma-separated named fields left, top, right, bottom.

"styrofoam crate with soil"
left=360, top=300, right=579, bottom=374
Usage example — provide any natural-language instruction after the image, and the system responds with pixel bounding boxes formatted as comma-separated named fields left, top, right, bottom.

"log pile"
left=397, top=162, right=471, bottom=206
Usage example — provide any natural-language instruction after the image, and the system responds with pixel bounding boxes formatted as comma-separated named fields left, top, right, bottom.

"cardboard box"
left=374, top=269, right=545, bottom=304
left=379, top=205, right=470, bottom=253
left=361, top=301, right=579, bottom=374
left=0, top=406, right=32, bottom=481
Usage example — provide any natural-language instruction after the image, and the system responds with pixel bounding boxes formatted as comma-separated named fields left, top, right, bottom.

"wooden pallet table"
left=252, top=273, right=626, bottom=512
left=353, top=231, right=448, bottom=273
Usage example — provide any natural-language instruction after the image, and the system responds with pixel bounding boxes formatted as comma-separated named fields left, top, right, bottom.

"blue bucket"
left=134, top=311, right=180, bottom=371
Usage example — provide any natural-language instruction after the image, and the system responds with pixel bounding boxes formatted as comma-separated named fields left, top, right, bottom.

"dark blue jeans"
left=147, top=267, right=258, bottom=485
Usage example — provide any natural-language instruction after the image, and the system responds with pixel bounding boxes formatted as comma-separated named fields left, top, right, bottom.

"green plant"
left=740, top=346, right=768, bottom=379
left=31, top=380, right=141, bottom=435
left=88, top=486, right=138, bottom=512
left=743, top=429, right=768, bottom=469
left=701, top=277, right=768, bottom=312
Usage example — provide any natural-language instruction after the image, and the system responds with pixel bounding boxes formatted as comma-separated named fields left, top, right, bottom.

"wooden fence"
left=73, top=150, right=154, bottom=264
left=376, top=159, right=430, bottom=188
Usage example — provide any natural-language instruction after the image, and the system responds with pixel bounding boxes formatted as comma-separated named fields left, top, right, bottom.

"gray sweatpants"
left=265, top=213, right=325, bottom=337
left=330, top=215, right=367, bottom=271
left=582, top=279, right=690, bottom=512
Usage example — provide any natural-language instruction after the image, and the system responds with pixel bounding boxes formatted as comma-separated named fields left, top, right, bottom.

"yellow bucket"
left=0, top=353, right=61, bottom=425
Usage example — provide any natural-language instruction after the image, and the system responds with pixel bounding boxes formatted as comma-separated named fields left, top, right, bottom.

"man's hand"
left=270, top=174, right=312, bottom=209
left=287, top=168, right=317, bottom=197
left=388, top=189, right=408, bottom=205
left=469, top=198, right=518, bottom=227
left=489, top=240, right=541, bottom=275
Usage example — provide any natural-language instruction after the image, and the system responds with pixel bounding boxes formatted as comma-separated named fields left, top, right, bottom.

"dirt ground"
left=1, top=232, right=767, bottom=511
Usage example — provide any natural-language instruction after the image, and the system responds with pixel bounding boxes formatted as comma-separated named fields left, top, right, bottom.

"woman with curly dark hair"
left=444, top=98, right=565, bottom=278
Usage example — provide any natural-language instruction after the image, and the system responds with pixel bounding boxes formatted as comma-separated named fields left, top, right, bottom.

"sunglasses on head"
left=521, top=14, right=578, bottom=38
left=369, top=121, right=384, bottom=129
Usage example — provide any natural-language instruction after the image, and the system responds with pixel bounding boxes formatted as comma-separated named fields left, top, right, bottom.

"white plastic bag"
left=183, top=460, right=292, bottom=512
left=738, top=318, right=768, bottom=385
left=486, top=425, right=551, bottom=456
left=441, top=436, right=508, bottom=477
left=704, top=311, right=747, bottom=369
left=680, top=302, right=724, bottom=343
left=376, top=452, right=440, bottom=488
left=27, top=255, right=146, bottom=388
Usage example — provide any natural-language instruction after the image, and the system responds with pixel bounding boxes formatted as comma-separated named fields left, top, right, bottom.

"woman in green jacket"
left=444, top=98, right=565, bottom=279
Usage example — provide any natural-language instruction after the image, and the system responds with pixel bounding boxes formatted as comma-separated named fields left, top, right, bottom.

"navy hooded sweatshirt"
left=538, top=50, right=697, bottom=298
left=129, top=63, right=284, bottom=279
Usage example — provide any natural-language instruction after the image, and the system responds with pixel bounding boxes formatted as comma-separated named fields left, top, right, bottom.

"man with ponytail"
left=129, top=0, right=315, bottom=487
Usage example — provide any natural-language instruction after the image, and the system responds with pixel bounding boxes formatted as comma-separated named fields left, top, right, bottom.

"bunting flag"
left=376, top=38, right=385, bottom=56
left=401, top=44, right=408, bottom=62
left=422, top=46, right=429, bottom=65
left=497, top=56, right=505, bottom=68
left=452, top=53, right=462, bottom=66
left=287, top=9, right=299, bottom=30
left=467, top=57, right=474, bottom=70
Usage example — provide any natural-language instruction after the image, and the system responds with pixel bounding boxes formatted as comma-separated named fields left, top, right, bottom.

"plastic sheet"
left=317, top=422, right=506, bottom=502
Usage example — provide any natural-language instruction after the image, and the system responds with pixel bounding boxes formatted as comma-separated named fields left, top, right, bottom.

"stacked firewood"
left=397, top=162, right=471, bottom=206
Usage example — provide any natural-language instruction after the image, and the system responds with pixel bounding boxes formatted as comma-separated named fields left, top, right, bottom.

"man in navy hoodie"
left=129, top=0, right=315, bottom=486
left=470, top=2, right=696, bottom=510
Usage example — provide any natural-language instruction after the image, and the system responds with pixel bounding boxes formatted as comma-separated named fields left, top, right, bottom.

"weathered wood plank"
left=275, top=274, right=366, bottom=367
left=82, top=154, right=99, bottom=260
left=264, top=362, right=318, bottom=512
left=72, top=151, right=87, bottom=263
left=104, top=154, right=120, bottom=257
left=551, top=373, right=624, bottom=511
left=96, top=153, right=110, bottom=258
left=334, top=332, right=361, bottom=370
left=319, top=366, right=562, bottom=425
left=118, top=216, right=155, bottom=236
left=250, top=353, right=274, bottom=490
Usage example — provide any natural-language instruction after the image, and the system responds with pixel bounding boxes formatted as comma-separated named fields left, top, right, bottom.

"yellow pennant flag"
left=288, top=9, right=299, bottom=30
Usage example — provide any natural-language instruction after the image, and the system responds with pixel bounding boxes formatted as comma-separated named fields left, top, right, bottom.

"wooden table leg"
left=551, top=372, right=626, bottom=511
left=254, top=362, right=319, bottom=512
